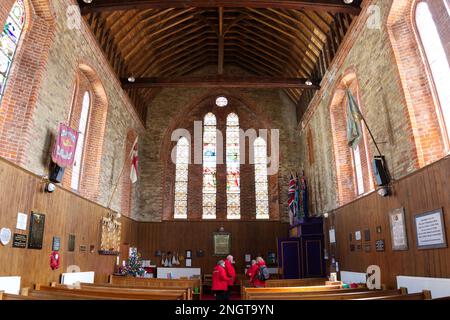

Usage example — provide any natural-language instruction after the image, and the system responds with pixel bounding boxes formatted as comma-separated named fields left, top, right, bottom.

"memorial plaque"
left=28, top=212, right=45, bottom=249
left=414, top=209, right=447, bottom=250
left=79, top=245, right=87, bottom=253
left=68, top=234, right=75, bottom=252
left=364, top=229, right=371, bottom=241
left=213, top=232, right=231, bottom=256
left=389, top=207, right=408, bottom=251
left=12, top=233, right=27, bottom=248
left=52, top=237, right=61, bottom=251
left=350, top=244, right=355, bottom=252
left=365, top=244, right=371, bottom=252
left=375, top=239, right=385, bottom=252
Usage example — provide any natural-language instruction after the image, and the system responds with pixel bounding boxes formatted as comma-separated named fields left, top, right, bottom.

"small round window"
left=216, top=96, right=228, bottom=107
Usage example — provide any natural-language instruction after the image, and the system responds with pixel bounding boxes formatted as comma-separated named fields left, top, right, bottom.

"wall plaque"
left=68, top=234, right=75, bottom=252
left=375, top=239, right=385, bottom=252
left=12, top=233, right=27, bottom=248
left=79, top=245, right=87, bottom=253
left=213, top=232, right=231, bottom=256
left=389, top=207, right=408, bottom=251
left=364, top=229, right=371, bottom=241
left=0, top=228, right=12, bottom=246
left=414, top=208, right=447, bottom=250
left=364, top=244, right=371, bottom=252
left=52, top=237, right=61, bottom=251
left=28, top=212, right=45, bottom=249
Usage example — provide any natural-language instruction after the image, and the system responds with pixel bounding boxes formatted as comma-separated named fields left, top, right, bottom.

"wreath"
left=50, top=251, right=61, bottom=270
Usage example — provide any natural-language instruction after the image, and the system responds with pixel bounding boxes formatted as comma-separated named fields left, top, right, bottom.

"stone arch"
left=329, top=68, right=374, bottom=206
left=62, top=62, right=108, bottom=202
left=159, top=90, right=280, bottom=221
left=387, top=0, right=447, bottom=167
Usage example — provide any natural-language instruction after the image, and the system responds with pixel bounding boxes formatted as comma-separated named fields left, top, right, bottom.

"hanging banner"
left=51, top=123, right=79, bottom=168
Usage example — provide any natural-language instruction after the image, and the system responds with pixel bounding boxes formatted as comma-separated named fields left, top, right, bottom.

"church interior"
left=0, top=0, right=450, bottom=303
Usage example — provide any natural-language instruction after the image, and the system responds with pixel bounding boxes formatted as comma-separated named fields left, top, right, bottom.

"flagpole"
left=106, top=137, right=138, bottom=211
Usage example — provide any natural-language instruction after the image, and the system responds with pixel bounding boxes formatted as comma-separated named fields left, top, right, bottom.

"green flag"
left=346, top=89, right=363, bottom=149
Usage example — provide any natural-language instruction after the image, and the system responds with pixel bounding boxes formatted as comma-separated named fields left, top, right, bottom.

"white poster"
left=389, top=208, right=408, bottom=250
left=355, top=231, right=361, bottom=241
left=415, top=209, right=447, bottom=249
left=329, top=229, right=336, bottom=244
left=16, top=212, right=28, bottom=230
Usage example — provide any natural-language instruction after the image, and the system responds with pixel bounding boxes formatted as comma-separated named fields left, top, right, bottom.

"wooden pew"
left=240, top=277, right=328, bottom=297
left=21, top=288, right=120, bottom=300
left=51, top=282, right=192, bottom=300
left=248, top=288, right=407, bottom=300
left=109, top=275, right=202, bottom=298
left=0, top=291, right=37, bottom=300
left=31, top=284, right=186, bottom=300
left=243, top=284, right=343, bottom=300
left=357, top=290, right=432, bottom=300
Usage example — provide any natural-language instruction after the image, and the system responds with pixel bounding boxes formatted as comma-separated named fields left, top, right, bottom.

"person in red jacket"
left=250, top=257, right=267, bottom=288
left=246, top=260, right=257, bottom=279
left=212, top=260, right=230, bottom=300
left=224, top=255, right=236, bottom=299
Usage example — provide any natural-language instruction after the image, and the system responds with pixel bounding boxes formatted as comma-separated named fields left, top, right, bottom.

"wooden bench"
left=0, top=291, right=37, bottom=300
left=29, top=284, right=186, bottom=300
left=51, top=282, right=193, bottom=300
left=357, top=290, right=432, bottom=300
left=245, top=288, right=408, bottom=300
left=109, top=275, right=202, bottom=297
left=243, top=284, right=343, bottom=300
left=241, top=278, right=328, bottom=297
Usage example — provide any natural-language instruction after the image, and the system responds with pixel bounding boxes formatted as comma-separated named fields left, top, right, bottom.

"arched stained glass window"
left=174, top=137, right=189, bottom=219
left=226, top=113, right=240, bottom=219
left=254, top=137, right=269, bottom=219
left=0, top=0, right=25, bottom=103
left=71, top=91, right=90, bottom=191
left=203, top=113, right=217, bottom=219
left=415, top=1, right=450, bottom=142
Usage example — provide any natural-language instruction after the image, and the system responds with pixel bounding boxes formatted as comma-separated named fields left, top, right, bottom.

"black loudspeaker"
left=373, top=156, right=390, bottom=186
left=49, top=162, right=65, bottom=183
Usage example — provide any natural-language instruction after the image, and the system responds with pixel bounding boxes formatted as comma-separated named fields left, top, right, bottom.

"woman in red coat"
left=246, top=260, right=257, bottom=279
left=224, top=255, right=236, bottom=300
left=212, top=260, right=230, bottom=300
left=250, top=257, right=267, bottom=288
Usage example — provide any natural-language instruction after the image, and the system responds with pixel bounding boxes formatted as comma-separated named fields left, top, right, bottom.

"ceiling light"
left=377, top=186, right=389, bottom=197
left=216, top=96, right=228, bottom=107
left=128, top=77, right=135, bottom=83
left=83, top=0, right=93, bottom=3
left=305, top=80, right=313, bottom=86
left=343, top=0, right=354, bottom=4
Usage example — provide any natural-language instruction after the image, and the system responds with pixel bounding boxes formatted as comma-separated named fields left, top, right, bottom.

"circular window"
left=216, top=96, right=228, bottom=107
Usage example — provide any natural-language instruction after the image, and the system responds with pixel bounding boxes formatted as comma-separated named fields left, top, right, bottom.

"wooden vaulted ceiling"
left=78, top=1, right=362, bottom=124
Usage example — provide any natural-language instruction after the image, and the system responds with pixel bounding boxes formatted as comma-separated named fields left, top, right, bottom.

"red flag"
left=51, top=123, right=79, bottom=168
left=130, top=137, right=138, bottom=184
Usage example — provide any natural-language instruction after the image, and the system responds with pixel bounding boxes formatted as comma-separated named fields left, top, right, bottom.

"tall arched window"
left=226, top=113, right=241, bottom=219
left=174, top=137, right=189, bottom=219
left=415, top=1, right=450, bottom=144
left=71, top=91, right=91, bottom=190
left=0, top=0, right=25, bottom=104
left=254, top=137, right=269, bottom=219
left=203, top=113, right=217, bottom=219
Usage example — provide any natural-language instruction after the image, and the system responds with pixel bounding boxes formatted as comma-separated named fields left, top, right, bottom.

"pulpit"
left=277, top=217, right=325, bottom=279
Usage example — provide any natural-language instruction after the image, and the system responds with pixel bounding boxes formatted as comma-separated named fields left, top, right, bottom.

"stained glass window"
left=254, top=137, right=269, bottom=219
left=203, top=113, right=217, bottom=219
left=71, top=91, right=90, bottom=191
left=226, top=113, right=240, bottom=219
left=174, top=137, right=189, bottom=219
left=0, top=0, right=25, bottom=103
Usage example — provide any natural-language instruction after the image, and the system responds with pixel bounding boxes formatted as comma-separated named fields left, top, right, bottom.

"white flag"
left=130, top=137, right=138, bottom=184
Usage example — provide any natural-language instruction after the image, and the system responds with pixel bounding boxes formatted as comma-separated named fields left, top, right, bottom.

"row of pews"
left=0, top=275, right=202, bottom=300
left=241, top=278, right=435, bottom=300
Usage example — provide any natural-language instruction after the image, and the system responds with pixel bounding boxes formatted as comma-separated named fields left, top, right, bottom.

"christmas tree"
left=120, top=250, right=145, bottom=277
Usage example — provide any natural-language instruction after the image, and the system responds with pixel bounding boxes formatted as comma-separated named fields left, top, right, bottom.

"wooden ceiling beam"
left=121, top=76, right=320, bottom=89
left=79, top=1, right=361, bottom=15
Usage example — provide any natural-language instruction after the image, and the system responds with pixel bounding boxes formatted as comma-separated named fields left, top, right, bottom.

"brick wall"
left=0, top=0, right=144, bottom=215
left=137, top=65, right=300, bottom=222
left=298, top=0, right=450, bottom=215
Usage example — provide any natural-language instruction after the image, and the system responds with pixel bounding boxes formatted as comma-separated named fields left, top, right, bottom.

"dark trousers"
left=214, top=290, right=228, bottom=300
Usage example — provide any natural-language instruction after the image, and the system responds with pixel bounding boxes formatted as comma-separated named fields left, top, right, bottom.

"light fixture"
left=377, top=186, right=389, bottom=197
left=216, top=96, right=228, bottom=107
left=83, top=0, right=93, bottom=3
left=45, top=182, right=56, bottom=193
left=305, top=80, right=313, bottom=86
left=343, top=0, right=354, bottom=4
left=128, top=76, right=136, bottom=83
left=323, top=213, right=329, bottom=219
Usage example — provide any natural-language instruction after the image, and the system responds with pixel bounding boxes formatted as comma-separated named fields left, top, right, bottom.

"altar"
left=157, top=267, right=201, bottom=279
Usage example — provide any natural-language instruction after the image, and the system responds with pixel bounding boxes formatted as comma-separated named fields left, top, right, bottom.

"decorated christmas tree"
left=120, top=250, right=146, bottom=277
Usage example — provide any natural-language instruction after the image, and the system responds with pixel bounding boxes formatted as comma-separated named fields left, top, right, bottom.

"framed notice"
left=414, top=209, right=447, bottom=250
left=389, top=207, right=408, bottom=251
left=213, top=232, right=231, bottom=256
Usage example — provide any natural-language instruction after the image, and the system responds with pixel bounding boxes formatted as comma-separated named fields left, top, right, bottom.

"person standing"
left=250, top=257, right=269, bottom=288
left=212, top=260, right=230, bottom=300
left=224, top=255, right=236, bottom=299
left=246, top=260, right=257, bottom=280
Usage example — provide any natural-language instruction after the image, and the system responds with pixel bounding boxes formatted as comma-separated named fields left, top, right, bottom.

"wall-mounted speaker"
left=49, top=162, right=65, bottom=183
left=373, top=156, right=390, bottom=187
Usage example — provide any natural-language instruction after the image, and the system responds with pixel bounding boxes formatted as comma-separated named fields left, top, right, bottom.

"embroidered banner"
left=52, top=123, right=79, bottom=168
